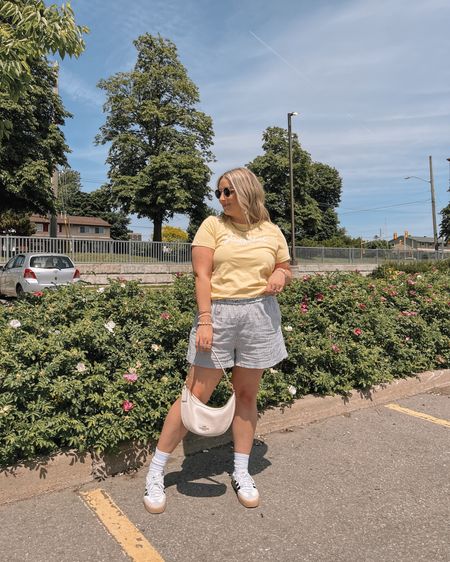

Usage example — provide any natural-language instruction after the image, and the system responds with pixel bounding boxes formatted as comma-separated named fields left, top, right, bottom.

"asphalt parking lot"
left=1, top=387, right=449, bottom=562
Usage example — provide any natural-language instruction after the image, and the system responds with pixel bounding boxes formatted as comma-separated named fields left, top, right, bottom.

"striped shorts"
left=186, top=295, right=288, bottom=370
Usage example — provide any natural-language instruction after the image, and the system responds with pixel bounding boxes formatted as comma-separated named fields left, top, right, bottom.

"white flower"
left=76, top=362, right=87, bottom=373
left=9, top=319, right=21, bottom=329
left=0, top=405, right=12, bottom=416
left=416, top=275, right=422, bottom=279
left=284, top=325, right=293, bottom=332
left=97, top=287, right=105, bottom=293
left=104, top=320, right=116, bottom=333
left=151, top=343, right=162, bottom=352
left=120, top=283, right=126, bottom=288
left=269, top=368, right=278, bottom=374
left=288, top=385, right=297, bottom=396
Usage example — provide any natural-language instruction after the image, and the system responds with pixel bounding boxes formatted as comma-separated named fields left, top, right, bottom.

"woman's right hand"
left=196, top=324, right=213, bottom=352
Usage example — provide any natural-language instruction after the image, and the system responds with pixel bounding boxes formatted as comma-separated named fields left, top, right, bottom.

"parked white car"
left=0, top=253, right=80, bottom=297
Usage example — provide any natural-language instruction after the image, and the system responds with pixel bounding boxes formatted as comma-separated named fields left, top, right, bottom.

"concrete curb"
left=1, top=369, right=449, bottom=505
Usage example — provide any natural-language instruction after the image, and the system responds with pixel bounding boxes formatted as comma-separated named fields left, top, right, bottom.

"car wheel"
left=16, top=284, right=25, bottom=298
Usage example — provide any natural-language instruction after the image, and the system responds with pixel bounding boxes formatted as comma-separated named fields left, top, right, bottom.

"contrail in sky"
left=249, top=30, right=374, bottom=134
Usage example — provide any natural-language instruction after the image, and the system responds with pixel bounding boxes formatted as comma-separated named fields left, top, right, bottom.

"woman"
left=144, top=167, right=292, bottom=513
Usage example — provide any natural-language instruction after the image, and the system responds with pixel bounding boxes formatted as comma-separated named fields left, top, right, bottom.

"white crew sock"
left=234, top=452, right=250, bottom=474
left=148, top=447, right=171, bottom=477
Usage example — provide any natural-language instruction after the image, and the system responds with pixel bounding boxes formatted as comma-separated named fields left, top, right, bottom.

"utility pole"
left=49, top=62, right=59, bottom=239
left=428, top=155, right=439, bottom=252
left=287, top=111, right=298, bottom=265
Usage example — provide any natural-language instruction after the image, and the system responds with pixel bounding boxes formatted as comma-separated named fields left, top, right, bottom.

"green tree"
left=88, top=184, right=130, bottom=240
left=56, top=168, right=87, bottom=213
left=57, top=169, right=131, bottom=240
left=248, top=127, right=342, bottom=241
left=96, top=34, right=214, bottom=242
left=0, top=1, right=88, bottom=100
left=0, top=211, right=36, bottom=236
left=440, top=187, right=450, bottom=243
left=0, top=59, right=70, bottom=215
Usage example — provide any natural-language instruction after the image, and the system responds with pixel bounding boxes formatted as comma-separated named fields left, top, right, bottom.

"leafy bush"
left=0, top=270, right=449, bottom=467
left=372, top=259, right=450, bottom=277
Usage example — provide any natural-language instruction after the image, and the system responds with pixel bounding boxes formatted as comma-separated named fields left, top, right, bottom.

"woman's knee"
left=235, top=388, right=258, bottom=407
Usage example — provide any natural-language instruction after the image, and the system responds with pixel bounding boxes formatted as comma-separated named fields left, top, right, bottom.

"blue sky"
left=58, top=0, right=450, bottom=241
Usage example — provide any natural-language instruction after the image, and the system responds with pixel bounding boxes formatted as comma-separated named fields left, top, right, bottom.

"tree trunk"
left=153, top=216, right=163, bottom=242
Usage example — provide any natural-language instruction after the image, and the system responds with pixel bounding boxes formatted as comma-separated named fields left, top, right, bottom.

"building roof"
left=30, top=214, right=111, bottom=227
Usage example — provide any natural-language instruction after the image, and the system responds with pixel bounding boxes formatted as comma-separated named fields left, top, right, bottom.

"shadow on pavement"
left=165, top=439, right=270, bottom=498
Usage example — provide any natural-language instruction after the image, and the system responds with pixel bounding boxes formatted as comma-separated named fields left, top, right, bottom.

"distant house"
left=128, top=232, right=143, bottom=241
left=389, top=234, right=448, bottom=251
left=30, top=214, right=111, bottom=240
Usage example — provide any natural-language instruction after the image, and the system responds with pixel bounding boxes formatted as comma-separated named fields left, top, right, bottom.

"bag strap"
left=185, top=348, right=234, bottom=392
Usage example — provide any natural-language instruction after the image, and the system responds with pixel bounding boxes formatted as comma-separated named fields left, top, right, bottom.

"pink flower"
left=358, top=303, right=366, bottom=310
left=33, top=291, right=44, bottom=297
left=300, top=303, right=308, bottom=314
left=122, top=400, right=134, bottom=412
left=123, top=373, right=138, bottom=383
left=400, top=311, right=418, bottom=317
left=380, top=296, right=387, bottom=302
left=302, top=275, right=311, bottom=281
left=331, top=344, right=340, bottom=353
left=315, top=293, right=324, bottom=302
left=160, top=312, right=170, bottom=320
left=329, top=284, right=338, bottom=290
left=407, top=279, right=416, bottom=286
left=368, top=283, right=375, bottom=290
left=353, top=328, right=362, bottom=336
left=175, top=272, right=183, bottom=278
left=409, top=290, right=417, bottom=296
left=389, top=290, right=398, bottom=297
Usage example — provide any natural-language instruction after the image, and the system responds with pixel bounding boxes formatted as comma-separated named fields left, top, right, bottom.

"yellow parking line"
left=80, top=489, right=164, bottom=562
left=385, top=403, right=450, bottom=427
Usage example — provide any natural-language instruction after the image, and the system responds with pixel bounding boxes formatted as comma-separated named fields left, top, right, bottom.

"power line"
left=339, top=199, right=430, bottom=215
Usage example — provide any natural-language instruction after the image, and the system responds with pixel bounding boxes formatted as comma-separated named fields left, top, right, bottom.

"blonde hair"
left=217, top=167, right=271, bottom=225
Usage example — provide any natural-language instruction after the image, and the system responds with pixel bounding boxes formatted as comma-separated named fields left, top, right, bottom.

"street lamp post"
left=404, top=155, right=439, bottom=253
left=288, top=111, right=298, bottom=265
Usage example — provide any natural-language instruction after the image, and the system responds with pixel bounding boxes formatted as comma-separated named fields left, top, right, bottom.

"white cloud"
left=59, top=67, right=104, bottom=107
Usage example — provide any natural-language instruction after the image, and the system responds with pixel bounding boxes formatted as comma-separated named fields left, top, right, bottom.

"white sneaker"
left=231, top=471, right=260, bottom=508
left=143, top=472, right=166, bottom=514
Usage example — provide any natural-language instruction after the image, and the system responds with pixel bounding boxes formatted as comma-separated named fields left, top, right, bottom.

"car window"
left=12, top=255, right=25, bottom=268
left=56, top=257, right=74, bottom=269
left=4, top=257, right=16, bottom=270
left=30, top=255, right=74, bottom=269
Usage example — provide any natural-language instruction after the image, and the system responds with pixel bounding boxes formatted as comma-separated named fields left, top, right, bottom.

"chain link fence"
left=0, top=235, right=447, bottom=265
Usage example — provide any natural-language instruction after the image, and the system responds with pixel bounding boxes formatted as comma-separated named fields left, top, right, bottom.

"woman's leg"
left=156, top=365, right=224, bottom=453
left=230, top=366, right=264, bottom=508
left=231, top=366, right=264, bottom=454
left=144, top=365, right=224, bottom=514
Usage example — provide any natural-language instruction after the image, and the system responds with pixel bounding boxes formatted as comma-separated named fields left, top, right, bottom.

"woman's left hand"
left=264, top=269, right=286, bottom=295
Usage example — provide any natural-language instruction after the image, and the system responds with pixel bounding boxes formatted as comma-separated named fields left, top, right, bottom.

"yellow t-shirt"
left=192, top=216, right=290, bottom=300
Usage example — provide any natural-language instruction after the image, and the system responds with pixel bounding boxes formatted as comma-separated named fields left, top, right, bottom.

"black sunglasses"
left=214, top=187, right=235, bottom=199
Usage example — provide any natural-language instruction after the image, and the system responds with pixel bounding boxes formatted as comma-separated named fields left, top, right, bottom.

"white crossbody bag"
left=181, top=349, right=236, bottom=437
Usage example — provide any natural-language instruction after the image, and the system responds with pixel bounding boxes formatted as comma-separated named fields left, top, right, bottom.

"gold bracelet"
left=197, top=322, right=213, bottom=326
left=198, top=311, right=212, bottom=317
